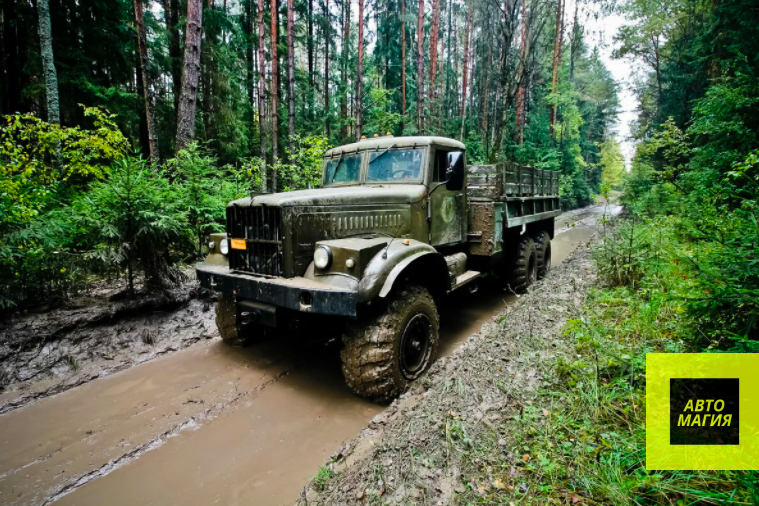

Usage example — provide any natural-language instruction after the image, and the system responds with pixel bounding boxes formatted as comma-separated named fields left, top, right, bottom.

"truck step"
left=451, top=270, right=481, bottom=292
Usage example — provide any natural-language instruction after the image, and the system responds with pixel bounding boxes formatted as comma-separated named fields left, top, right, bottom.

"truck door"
left=429, top=148, right=466, bottom=246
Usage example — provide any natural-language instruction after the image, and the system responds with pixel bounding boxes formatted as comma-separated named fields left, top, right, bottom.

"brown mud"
left=0, top=201, right=619, bottom=506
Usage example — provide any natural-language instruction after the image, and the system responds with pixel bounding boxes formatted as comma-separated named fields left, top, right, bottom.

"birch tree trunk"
left=355, top=0, right=364, bottom=140
left=133, top=0, right=159, bottom=163
left=287, top=0, right=295, bottom=150
left=176, top=0, right=203, bottom=153
left=37, top=0, right=59, bottom=126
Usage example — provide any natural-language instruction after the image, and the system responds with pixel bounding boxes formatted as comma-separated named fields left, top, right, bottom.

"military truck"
left=197, top=135, right=561, bottom=402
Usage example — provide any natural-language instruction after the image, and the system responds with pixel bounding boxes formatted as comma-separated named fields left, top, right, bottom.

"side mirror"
left=445, top=152, right=465, bottom=191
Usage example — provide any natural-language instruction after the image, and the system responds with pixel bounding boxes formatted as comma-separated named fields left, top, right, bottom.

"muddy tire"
left=340, top=285, right=439, bottom=403
left=505, top=235, right=537, bottom=293
left=533, top=231, right=552, bottom=279
left=215, top=293, right=268, bottom=346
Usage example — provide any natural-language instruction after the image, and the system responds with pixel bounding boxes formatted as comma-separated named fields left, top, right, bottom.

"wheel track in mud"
left=34, top=366, right=295, bottom=506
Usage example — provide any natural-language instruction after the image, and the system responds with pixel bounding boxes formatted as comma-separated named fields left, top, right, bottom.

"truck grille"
left=226, top=205, right=285, bottom=277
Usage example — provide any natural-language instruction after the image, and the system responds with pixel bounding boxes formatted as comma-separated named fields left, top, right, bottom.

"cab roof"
left=324, top=135, right=466, bottom=157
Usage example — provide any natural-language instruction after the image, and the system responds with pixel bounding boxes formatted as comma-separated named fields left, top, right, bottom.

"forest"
left=1, top=0, right=621, bottom=308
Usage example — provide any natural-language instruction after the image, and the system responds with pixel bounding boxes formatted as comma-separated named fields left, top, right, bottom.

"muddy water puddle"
left=0, top=202, right=618, bottom=506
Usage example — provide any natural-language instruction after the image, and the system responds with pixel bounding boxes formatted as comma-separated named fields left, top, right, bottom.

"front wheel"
left=215, top=293, right=270, bottom=346
left=340, top=285, right=439, bottom=403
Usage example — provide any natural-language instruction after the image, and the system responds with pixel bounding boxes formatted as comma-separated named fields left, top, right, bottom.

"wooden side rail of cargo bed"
left=466, top=163, right=560, bottom=201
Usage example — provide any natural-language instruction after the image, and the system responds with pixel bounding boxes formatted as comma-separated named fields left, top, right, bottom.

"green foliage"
left=275, top=136, right=332, bottom=192
left=598, top=137, right=625, bottom=188
left=0, top=107, right=129, bottom=234
left=167, top=143, right=245, bottom=259
left=72, top=155, right=187, bottom=292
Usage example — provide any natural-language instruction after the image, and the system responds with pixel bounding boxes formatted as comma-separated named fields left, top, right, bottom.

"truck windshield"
left=367, top=148, right=423, bottom=182
left=324, top=153, right=362, bottom=185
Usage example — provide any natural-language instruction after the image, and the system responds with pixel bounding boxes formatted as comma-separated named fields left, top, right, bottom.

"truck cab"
left=197, top=136, right=560, bottom=402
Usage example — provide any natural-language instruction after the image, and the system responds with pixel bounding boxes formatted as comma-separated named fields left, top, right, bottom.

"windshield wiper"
left=368, top=144, right=397, bottom=165
left=330, top=154, right=346, bottom=183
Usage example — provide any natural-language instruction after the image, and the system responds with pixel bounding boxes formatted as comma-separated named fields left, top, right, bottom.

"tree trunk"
left=287, top=0, right=295, bottom=150
left=37, top=0, right=59, bottom=125
left=569, top=0, right=579, bottom=81
left=308, top=0, right=314, bottom=86
left=176, top=0, right=204, bottom=153
left=429, top=0, right=439, bottom=103
left=416, top=0, right=424, bottom=134
left=548, top=0, right=562, bottom=135
left=133, top=0, right=159, bottom=163
left=324, top=0, right=330, bottom=136
left=445, top=0, right=451, bottom=116
left=340, top=0, right=350, bottom=140
left=257, top=0, right=268, bottom=186
left=400, top=0, right=406, bottom=133
left=481, top=27, right=492, bottom=144
left=514, top=0, right=528, bottom=144
left=270, top=0, right=279, bottom=189
left=162, top=0, right=181, bottom=111
left=355, top=0, right=363, bottom=140
left=459, top=3, right=470, bottom=139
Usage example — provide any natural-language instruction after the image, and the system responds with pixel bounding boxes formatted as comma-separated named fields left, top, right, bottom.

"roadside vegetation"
left=480, top=0, right=759, bottom=499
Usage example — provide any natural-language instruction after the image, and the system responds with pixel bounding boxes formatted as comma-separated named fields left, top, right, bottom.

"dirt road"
left=0, top=202, right=619, bottom=506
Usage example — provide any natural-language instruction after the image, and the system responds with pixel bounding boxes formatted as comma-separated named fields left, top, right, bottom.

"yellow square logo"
left=646, top=353, right=759, bottom=470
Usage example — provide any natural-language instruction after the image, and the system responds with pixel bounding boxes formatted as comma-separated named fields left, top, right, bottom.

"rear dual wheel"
left=504, top=231, right=552, bottom=293
left=340, top=285, right=439, bottom=403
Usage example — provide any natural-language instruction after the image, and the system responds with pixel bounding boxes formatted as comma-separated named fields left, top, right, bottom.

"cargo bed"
left=466, top=163, right=562, bottom=257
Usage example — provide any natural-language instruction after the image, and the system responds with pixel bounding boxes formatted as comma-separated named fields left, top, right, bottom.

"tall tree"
left=133, top=0, right=159, bottom=163
left=340, top=0, right=351, bottom=139
left=355, top=0, right=364, bottom=139
left=514, top=0, right=528, bottom=144
left=416, top=0, right=424, bottom=133
left=162, top=0, right=182, bottom=110
left=429, top=0, right=439, bottom=102
left=176, top=0, right=204, bottom=152
left=460, top=3, right=471, bottom=140
left=257, top=0, right=268, bottom=189
left=270, top=0, right=280, bottom=188
left=287, top=0, right=295, bottom=149
left=548, top=0, right=563, bottom=135
left=36, top=0, right=59, bottom=125
left=401, top=0, right=407, bottom=132
left=323, top=0, right=331, bottom=136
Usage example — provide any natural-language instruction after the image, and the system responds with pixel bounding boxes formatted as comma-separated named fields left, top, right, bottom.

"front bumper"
left=196, top=263, right=358, bottom=317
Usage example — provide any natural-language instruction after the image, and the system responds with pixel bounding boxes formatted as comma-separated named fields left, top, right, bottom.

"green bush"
left=72, top=155, right=187, bottom=293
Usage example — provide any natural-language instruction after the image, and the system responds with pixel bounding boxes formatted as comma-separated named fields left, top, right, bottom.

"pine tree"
left=176, top=0, right=204, bottom=152
left=133, top=0, right=159, bottom=163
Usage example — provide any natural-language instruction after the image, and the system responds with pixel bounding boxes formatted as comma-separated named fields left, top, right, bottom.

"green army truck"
left=197, top=135, right=561, bottom=402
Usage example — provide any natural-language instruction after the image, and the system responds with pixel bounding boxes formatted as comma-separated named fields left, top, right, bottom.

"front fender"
left=357, top=240, right=448, bottom=303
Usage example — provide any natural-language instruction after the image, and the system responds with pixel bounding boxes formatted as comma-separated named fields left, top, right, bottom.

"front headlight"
left=220, top=238, right=230, bottom=255
left=314, top=246, right=332, bottom=269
